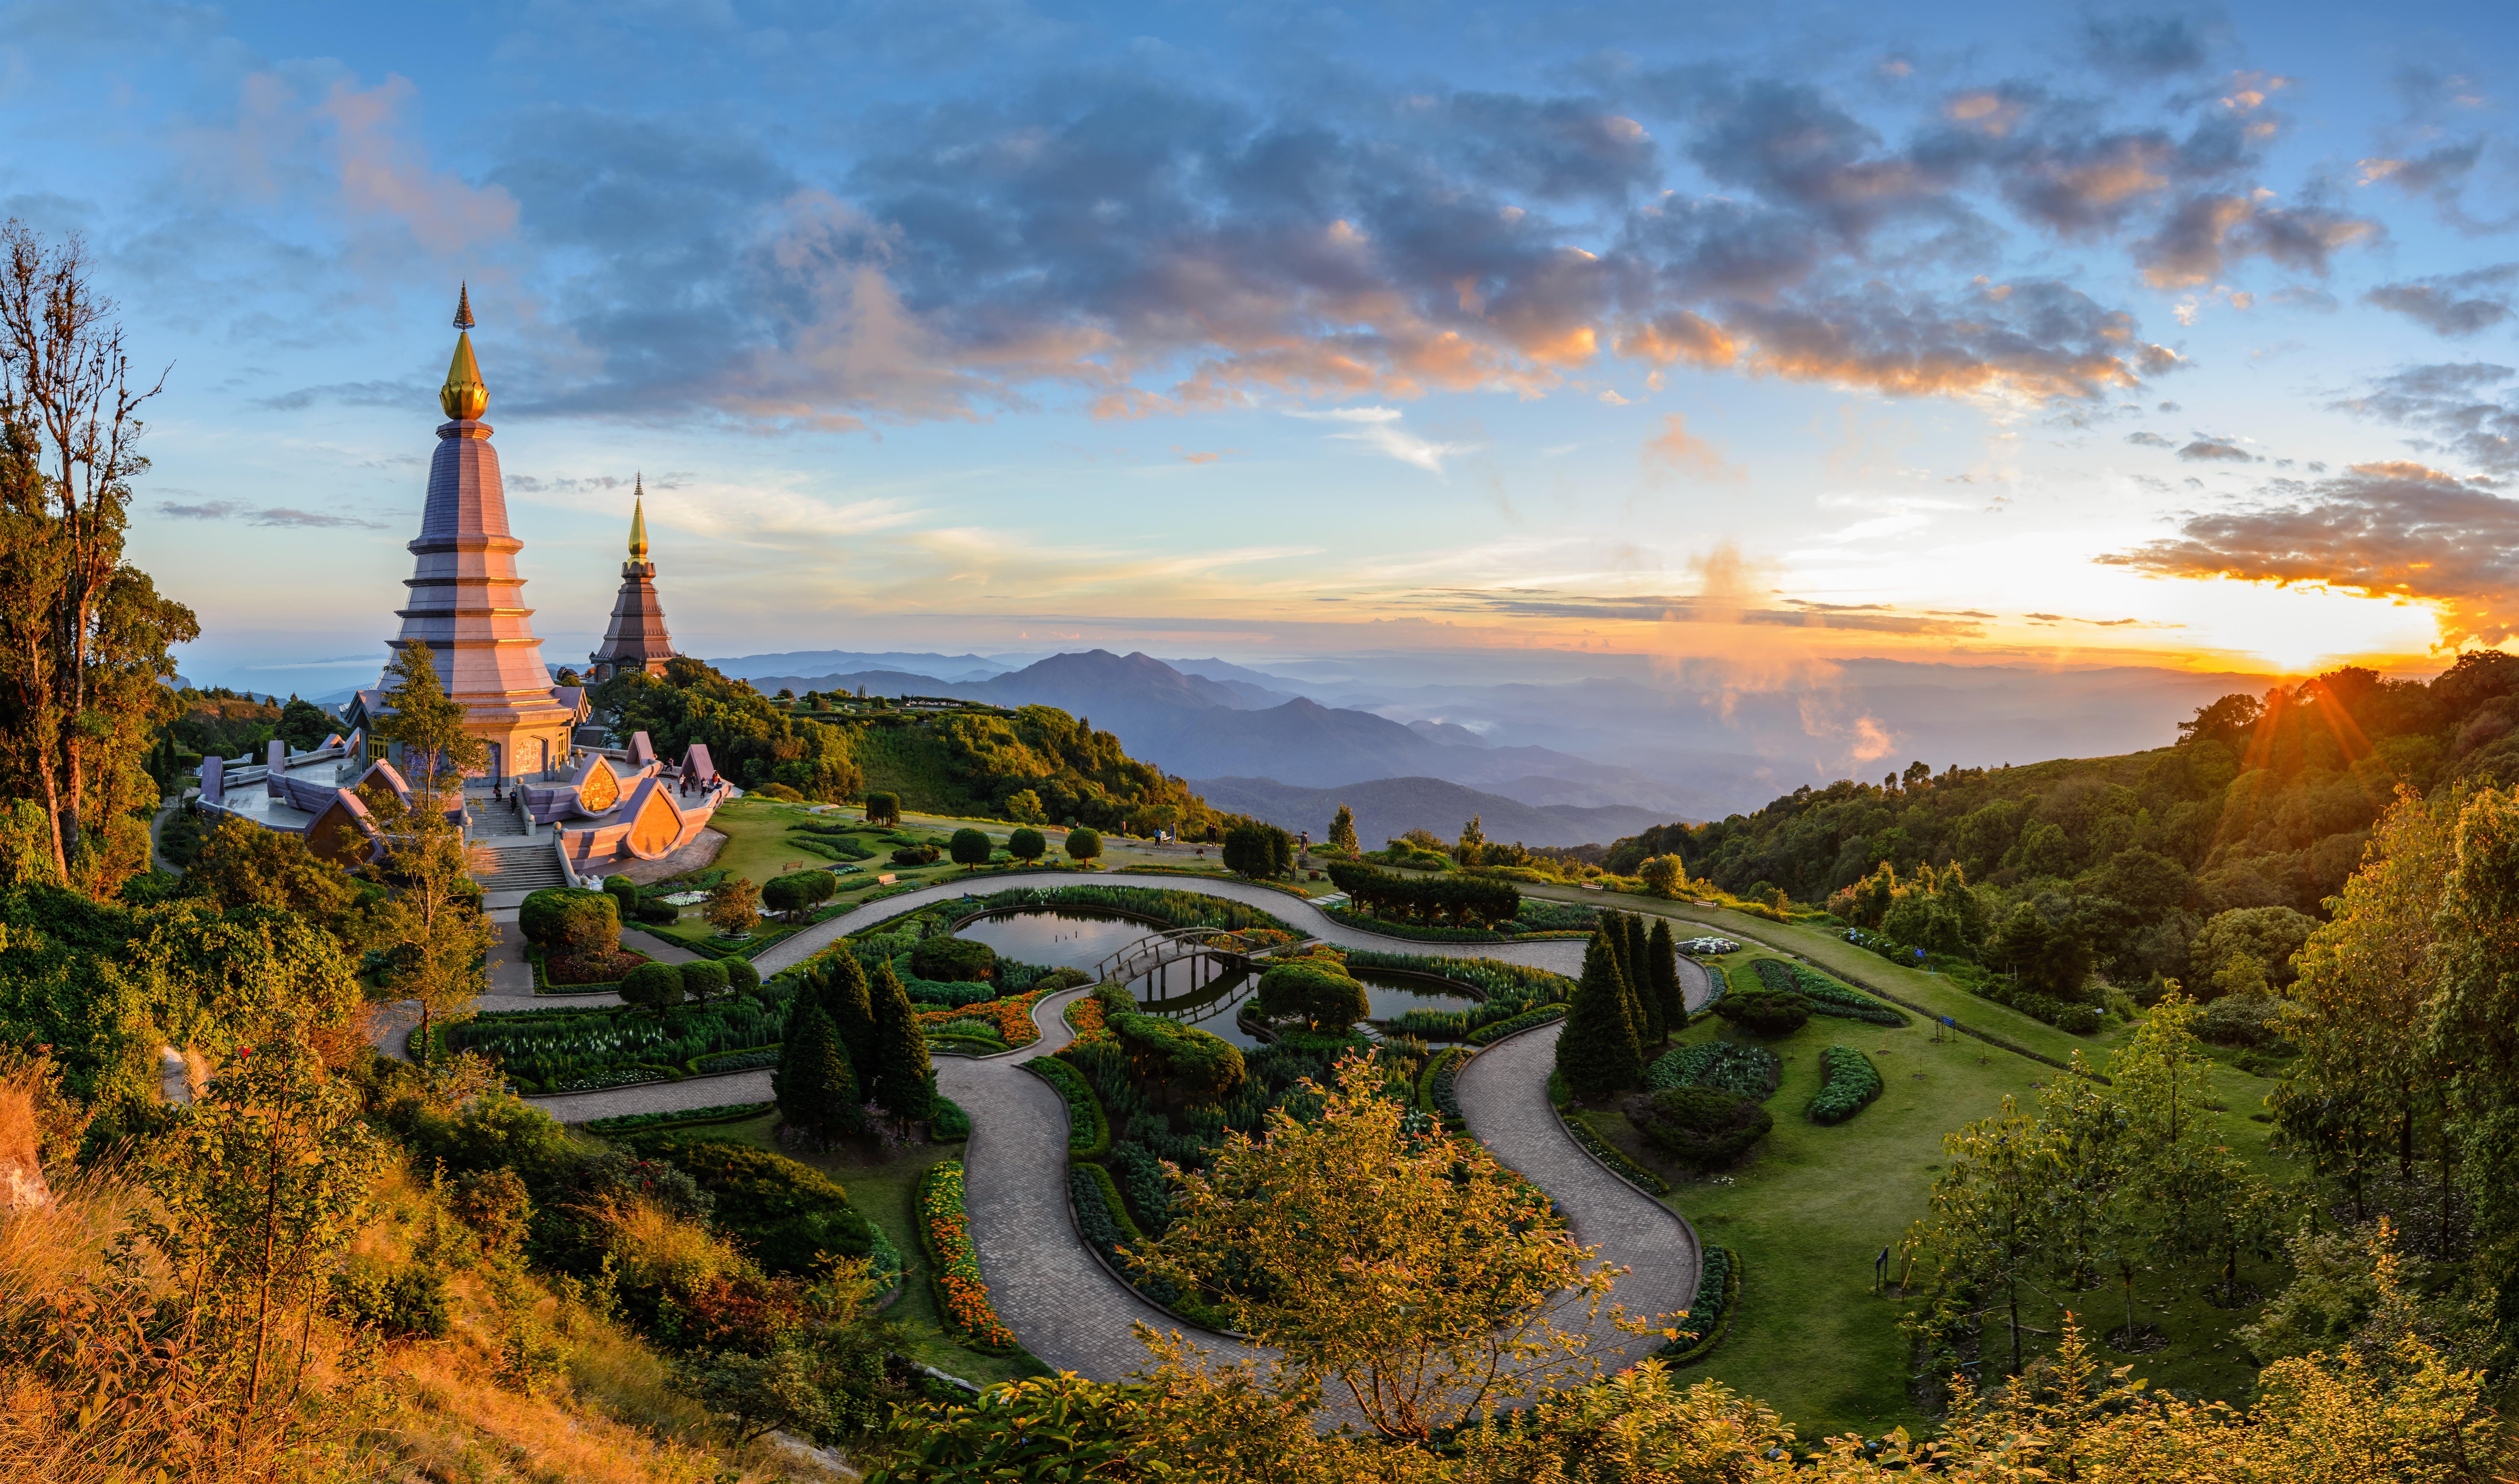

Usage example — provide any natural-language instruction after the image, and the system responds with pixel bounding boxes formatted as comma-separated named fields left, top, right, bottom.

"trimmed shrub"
left=1253, top=962, right=1371, bottom=1032
left=1111, top=1013, right=1246, bottom=1104
left=1467, top=1003, right=1567, bottom=1044
left=1029, top=1056, right=1109, bottom=1156
left=930, top=1095, right=972, bottom=1140
left=679, top=959, right=732, bottom=1005
left=518, top=887, right=618, bottom=954
left=761, top=869, right=838, bottom=920
left=724, top=958, right=760, bottom=996
left=1807, top=1045, right=1884, bottom=1124
left=636, top=1138, right=888, bottom=1278
left=1065, top=826, right=1103, bottom=863
left=1712, top=988, right=1810, bottom=1037
left=1645, top=1041, right=1781, bottom=1099
left=617, top=960, right=686, bottom=1012
left=1625, top=1086, right=1773, bottom=1168
left=949, top=828, right=993, bottom=868
left=1007, top=826, right=1046, bottom=862
left=911, top=935, right=997, bottom=983
left=634, top=898, right=678, bottom=925
left=601, top=874, right=639, bottom=913
left=863, top=791, right=900, bottom=825
left=890, top=843, right=941, bottom=866
left=1323, top=861, right=1519, bottom=928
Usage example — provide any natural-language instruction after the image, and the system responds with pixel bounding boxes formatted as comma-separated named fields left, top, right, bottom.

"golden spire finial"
left=628, top=475, right=649, bottom=563
left=439, top=283, right=488, bottom=420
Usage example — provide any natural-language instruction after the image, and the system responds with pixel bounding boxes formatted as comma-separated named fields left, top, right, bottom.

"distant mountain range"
left=739, top=649, right=1700, bottom=818
left=1188, top=775, right=1670, bottom=851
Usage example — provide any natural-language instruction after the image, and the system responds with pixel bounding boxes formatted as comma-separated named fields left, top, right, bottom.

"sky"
left=3, top=0, right=2516, bottom=696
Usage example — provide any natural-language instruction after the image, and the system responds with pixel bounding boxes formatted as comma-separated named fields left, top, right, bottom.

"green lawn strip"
left=1581, top=1002, right=2285, bottom=1441
left=644, top=1111, right=1035, bottom=1386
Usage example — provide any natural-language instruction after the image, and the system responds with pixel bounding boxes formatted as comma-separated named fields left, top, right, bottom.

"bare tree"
left=0, top=223, right=188, bottom=889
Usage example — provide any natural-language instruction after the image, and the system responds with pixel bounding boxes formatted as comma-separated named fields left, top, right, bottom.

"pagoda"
left=586, top=476, right=678, bottom=681
left=359, top=286, right=578, bottom=784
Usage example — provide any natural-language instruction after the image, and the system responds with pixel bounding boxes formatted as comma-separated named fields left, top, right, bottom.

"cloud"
left=1289, top=407, right=1469, bottom=474
left=2363, top=263, right=2519, bottom=338
left=2178, top=434, right=2256, bottom=461
left=1639, top=413, right=1739, bottom=479
left=2126, top=430, right=2176, bottom=447
left=2133, top=193, right=2381, bottom=288
left=2079, top=11, right=2218, bottom=77
left=255, top=379, right=426, bottom=412
left=1415, top=587, right=1986, bottom=636
left=154, top=499, right=386, bottom=529
left=2097, top=460, right=2519, bottom=646
left=2332, top=363, right=2519, bottom=474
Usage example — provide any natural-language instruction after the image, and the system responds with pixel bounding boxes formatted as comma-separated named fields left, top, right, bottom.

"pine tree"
left=1328, top=803, right=1358, bottom=853
left=817, top=951, right=879, bottom=1080
left=867, top=955, right=934, bottom=1125
left=777, top=1002, right=858, bottom=1146
left=1555, top=923, right=1644, bottom=1098
left=1623, top=912, right=1664, bottom=1044
left=1647, top=918, right=1685, bottom=1033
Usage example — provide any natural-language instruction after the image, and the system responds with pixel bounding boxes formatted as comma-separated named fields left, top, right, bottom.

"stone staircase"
left=470, top=838, right=572, bottom=899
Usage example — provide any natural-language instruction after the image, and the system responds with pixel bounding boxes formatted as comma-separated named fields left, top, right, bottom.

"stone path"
left=1456, top=1023, right=1701, bottom=1374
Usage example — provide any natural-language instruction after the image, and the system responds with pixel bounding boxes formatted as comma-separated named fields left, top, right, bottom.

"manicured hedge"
left=1749, top=958, right=1907, bottom=1026
left=1562, top=1111, right=1671, bottom=1196
left=1029, top=1057, right=1111, bottom=1158
left=1467, top=1003, right=1567, bottom=1045
left=1324, top=862, right=1520, bottom=928
left=1626, top=1087, right=1772, bottom=1169
left=930, top=1095, right=972, bottom=1140
left=584, top=1100, right=774, bottom=1135
left=1807, top=1045, right=1884, bottom=1124
left=1657, top=1245, right=1740, bottom=1364
left=1420, top=1046, right=1471, bottom=1129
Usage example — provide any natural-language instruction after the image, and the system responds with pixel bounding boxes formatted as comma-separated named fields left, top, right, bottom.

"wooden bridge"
left=1094, top=926, right=1319, bottom=993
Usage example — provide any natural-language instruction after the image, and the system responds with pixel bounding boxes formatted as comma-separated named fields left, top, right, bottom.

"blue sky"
left=3, top=0, right=2514, bottom=694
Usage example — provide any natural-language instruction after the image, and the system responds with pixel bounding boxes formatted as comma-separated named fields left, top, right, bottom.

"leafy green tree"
left=867, top=956, right=933, bottom=1125
left=705, top=875, right=759, bottom=937
left=361, top=641, right=494, bottom=1062
left=1065, top=825, right=1103, bottom=865
left=1554, top=924, right=1643, bottom=1099
left=1328, top=803, right=1358, bottom=852
left=1007, top=826, right=1046, bottom=862
left=1003, top=788, right=1046, bottom=824
left=618, top=960, right=684, bottom=1015
left=374, top=637, right=486, bottom=785
left=679, top=959, right=729, bottom=1007
left=864, top=791, right=900, bottom=826
left=1223, top=822, right=1286, bottom=878
left=762, top=867, right=837, bottom=920
left=186, top=812, right=369, bottom=951
left=2191, top=905, right=2317, bottom=991
left=2427, top=787, right=2519, bottom=1250
left=1637, top=854, right=1685, bottom=898
left=1905, top=1097, right=2057, bottom=1377
left=596, top=655, right=860, bottom=799
left=949, top=827, right=993, bottom=870
left=777, top=1002, right=859, bottom=1146
left=274, top=695, right=331, bottom=752
left=1454, top=813, right=1486, bottom=867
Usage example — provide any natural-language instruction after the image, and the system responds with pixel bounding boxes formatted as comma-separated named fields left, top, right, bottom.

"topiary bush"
left=724, top=958, right=760, bottom=996
left=1007, top=826, right=1046, bottom=861
left=617, top=960, right=686, bottom=1013
left=890, top=843, right=941, bottom=866
left=1253, top=962, right=1371, bottom=1032
left=679, top=960, right=731, bottom=1005
left=518, top=887, right=617, bottom=951
left=949, top=827, right=993, bottom=869
left=1712, top=988, right=1810, bottom=1037
left=1624, top=1086, right=1774, bottom=1168
left=910, top=935, right=997, bottom=983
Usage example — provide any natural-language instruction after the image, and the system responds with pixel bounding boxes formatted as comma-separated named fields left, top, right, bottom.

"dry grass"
left=0, top=1136, right=842, bottom=1484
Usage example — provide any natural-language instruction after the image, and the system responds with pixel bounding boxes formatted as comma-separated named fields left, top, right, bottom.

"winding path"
left=501, top=872, right=1716, bottom=1388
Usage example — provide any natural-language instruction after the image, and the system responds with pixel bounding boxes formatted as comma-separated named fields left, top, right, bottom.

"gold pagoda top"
left=440, top=282, right=488, bottom=421
left=628, top=475, right=649, bottom=565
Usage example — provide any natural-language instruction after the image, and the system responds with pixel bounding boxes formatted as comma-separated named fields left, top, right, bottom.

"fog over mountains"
left=716, top=647, right=2271, bottom=849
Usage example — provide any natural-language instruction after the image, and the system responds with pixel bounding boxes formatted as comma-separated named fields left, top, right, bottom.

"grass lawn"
left=1581, top=946, right=2290, bottom=1442
left=635, top=1110, right=1037, bottom=1387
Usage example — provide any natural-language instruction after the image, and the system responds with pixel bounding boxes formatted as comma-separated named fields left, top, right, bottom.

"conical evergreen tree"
left=1647, top=917, right=1685, bottom=1032
left=867, top=956, right=934, bottom=1125
left=818, top=951, right=879, bottom=1080
left=778, top=1002, right=858, bottom=1146
left=1555, top=923, right=1645, bottom=1098
left=1623, top=912, right=1664, bottom=1044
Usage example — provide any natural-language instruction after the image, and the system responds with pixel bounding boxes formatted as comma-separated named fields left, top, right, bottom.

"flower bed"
left=550, top=1063, right=684, bottom=1093
left=918, top=1161, right=1021, bottom=1354
left=1646, top=1041, right=1781, bottom=1099
left=450, top=999, right=785, bottom=1093
left=1028, top=1057, right=1110, bottom=1157
left=1807, top=1045, right=1884, bottom=1124
left=915, top=983, right=1052, bottom=1050
left=1748, top=958, right=1907, bottom=1026
left=1063, top=992, right=1111, bottom=1044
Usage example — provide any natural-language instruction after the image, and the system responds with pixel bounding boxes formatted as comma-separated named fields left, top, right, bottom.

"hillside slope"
left=1191, top=774, right=1672, bottom=849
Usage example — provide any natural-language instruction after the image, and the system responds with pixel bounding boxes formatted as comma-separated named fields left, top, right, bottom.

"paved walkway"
left=1456, top=1023, right=1701, bottom=1375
